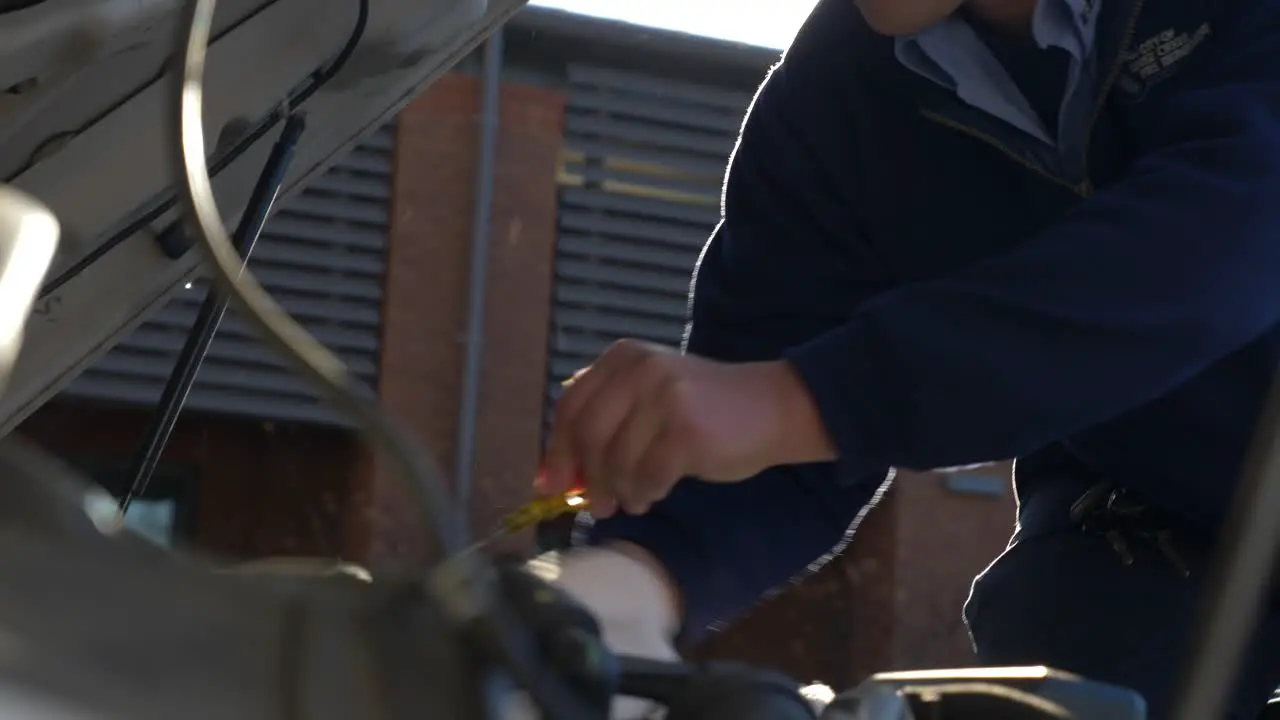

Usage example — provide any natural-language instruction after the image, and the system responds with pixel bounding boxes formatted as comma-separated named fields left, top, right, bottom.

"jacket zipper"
left=921, top=110, right=1082, bottom=193
left=1076, top=0, right=1146, bottom=196
left=920, top=0, right=1147, bottom=199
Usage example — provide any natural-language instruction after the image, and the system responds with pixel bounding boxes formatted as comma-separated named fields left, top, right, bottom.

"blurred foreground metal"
left=0, top=435, right=487, bottom=720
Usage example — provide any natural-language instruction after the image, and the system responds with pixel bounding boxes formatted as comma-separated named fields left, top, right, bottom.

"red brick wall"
left=346, top=73, right=566, bottom=571
left=692, top=466, right=1016, bottom=688
left=889, top=465, right=1015, bottom=671
left=691, top=494, right=900, bottom=688
left=18, top=401, right=356, bottom=560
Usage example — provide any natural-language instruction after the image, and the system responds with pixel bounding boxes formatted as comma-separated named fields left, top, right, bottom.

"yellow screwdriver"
left=461, top=485, right=589, bottom=555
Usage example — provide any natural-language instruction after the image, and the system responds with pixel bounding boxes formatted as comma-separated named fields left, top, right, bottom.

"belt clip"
left=1070, top=484, right=1135, bottom=566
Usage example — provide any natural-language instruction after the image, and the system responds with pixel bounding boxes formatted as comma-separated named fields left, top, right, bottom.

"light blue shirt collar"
left=894, top=0, right=1101, bottom=147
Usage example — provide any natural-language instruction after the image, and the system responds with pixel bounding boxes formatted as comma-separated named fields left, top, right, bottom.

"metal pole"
left=454, top=32, right=504, bottom=538
left=1172, top=366, right=1280, bottom=720
left=119, top=114, right=307, bottom=512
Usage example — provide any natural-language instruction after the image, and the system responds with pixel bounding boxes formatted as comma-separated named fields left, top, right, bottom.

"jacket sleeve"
left=585, top=34, right=895, bottom=642
left=783, top=7, right=1280, bottom=477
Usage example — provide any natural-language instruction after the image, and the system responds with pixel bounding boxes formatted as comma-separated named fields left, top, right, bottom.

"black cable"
left=4, top=0, right=281, bottom=185
left=119, top=113, right=307, bottom=514
left=39, top=0, right=368, bottom=298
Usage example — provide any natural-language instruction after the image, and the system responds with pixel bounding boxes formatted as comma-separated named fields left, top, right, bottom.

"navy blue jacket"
left=585, top=0, right=1280, bottom=641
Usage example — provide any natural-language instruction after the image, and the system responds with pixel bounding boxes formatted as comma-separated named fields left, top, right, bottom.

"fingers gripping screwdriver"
left=462, top=373, right=592, bottom=554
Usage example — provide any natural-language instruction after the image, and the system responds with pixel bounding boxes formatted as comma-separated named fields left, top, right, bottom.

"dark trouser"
left=964, top=479, right=1280, bottom=720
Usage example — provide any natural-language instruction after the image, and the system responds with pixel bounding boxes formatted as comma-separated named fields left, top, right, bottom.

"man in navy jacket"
left=537, top=0, right=1280, bottom=717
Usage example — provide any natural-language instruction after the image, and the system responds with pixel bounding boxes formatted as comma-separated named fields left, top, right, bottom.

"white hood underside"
left=0, top=0, right=524, bottom=434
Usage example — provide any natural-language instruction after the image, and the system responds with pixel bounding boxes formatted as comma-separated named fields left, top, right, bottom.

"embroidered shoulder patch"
left=1116, top=23, right=1212, bottom=99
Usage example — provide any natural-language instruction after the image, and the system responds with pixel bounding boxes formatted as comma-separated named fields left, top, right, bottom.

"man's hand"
left=542, top=340, right=835, bottom=518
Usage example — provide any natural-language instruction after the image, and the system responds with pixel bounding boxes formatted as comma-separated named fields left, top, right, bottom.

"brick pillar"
left=346, top=73, right=565, bottom=571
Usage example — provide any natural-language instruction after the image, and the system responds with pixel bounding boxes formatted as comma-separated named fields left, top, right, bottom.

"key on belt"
left=1070, top=483, right=1191, bottom=578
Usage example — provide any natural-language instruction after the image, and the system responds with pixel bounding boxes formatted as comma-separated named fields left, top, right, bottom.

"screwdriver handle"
left=500, top=489, right=589, bottom=534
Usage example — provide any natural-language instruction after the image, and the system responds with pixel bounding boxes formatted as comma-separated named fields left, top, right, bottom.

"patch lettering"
left=1116, top=23, right=1212, bottom=98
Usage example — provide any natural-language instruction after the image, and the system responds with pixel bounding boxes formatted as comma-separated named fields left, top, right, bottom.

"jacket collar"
left=843, top=0, right=1142, bottom=183
left=850, top=0, right=1140, bottom=117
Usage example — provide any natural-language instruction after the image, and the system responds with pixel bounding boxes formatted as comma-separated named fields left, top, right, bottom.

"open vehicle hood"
left=0, top=0, right=526, bottom=434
